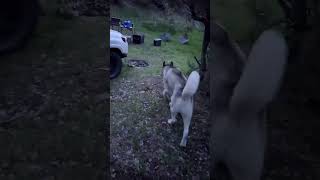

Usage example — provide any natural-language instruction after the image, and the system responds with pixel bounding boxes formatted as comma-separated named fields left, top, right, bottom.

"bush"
left=142, top=22, right=177, bottom=35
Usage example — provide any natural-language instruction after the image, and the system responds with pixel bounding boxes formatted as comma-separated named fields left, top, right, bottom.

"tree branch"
left=278, top=0, right=293, bottom=20
left=189, top=3, right=206, bottom=23
left=194, top=56, right=201, bottom=66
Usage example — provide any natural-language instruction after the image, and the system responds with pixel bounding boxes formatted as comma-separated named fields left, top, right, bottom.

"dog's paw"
left=179, top=140, right=187, bottom=147
left=162, top=90, right=168, bottom=97
left=168, top=118, right=176, bottom=124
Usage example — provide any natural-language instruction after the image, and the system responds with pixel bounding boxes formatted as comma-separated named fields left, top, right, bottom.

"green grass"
left=111, top=5, right=203, bottom=80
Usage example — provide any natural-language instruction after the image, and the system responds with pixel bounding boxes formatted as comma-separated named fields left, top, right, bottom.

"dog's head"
left=162, top=61, right=174, bottom=67
left=162, top=61, right=174, bottom=77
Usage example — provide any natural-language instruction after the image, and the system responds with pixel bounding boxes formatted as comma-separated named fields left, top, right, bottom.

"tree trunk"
left=200, top=22, right=209, bottom=72
left=188, top=3, right=209, bottom=73
left=198, top=21, right=210, bottom=92
left=277, top=0, right=308, bottom=64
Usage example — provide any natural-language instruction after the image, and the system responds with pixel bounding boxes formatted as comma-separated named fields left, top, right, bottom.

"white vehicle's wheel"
left=110, top=51, right=122, bottom=79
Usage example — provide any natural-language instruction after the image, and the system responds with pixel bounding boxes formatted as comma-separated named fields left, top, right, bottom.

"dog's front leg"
left=162, top=89, right=169, bottom=100
left=162, top=80, right=170, bottom=100
left=170, top=88, right=178, bottom=107
left=168, top=105, right=177, bottom=124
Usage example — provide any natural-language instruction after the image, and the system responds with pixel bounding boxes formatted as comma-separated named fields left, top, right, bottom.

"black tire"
left=0, top=0, right=40, bottom=55
left=110, top=51, right=122, bottom=79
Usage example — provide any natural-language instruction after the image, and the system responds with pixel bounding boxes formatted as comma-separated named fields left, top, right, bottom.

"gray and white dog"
left=162, top=61, right=200, bottom=147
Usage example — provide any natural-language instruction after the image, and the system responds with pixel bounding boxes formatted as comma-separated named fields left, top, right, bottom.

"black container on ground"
left=154, top=38, right=161, bottom=46
left=132, top=34, right=144, bottom=44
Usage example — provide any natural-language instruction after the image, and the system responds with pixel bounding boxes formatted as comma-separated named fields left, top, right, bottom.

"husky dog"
left=162, top=61, right=200, bottom=147
left=210, top=22, right=288, bottom=180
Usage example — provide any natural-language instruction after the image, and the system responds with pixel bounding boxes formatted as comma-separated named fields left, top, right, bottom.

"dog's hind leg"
left=180, top=109, right=192, bottom=147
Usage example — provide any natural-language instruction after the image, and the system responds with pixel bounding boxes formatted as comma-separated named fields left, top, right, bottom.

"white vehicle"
left=110, top=29, right=128, bottom=79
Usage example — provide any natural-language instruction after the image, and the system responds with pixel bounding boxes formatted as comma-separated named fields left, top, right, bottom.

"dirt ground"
left=109, top=49, right=320, bottom=179
left=110, top=74, right=210, bottom=178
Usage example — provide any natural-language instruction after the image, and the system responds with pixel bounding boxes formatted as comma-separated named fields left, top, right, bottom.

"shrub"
left=142, top=22, right=177, bottom=35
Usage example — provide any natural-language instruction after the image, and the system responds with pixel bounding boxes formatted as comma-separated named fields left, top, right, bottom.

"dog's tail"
left=229, top=30, right=288, bottom=119
left=182, top=71, right=200, bottom=98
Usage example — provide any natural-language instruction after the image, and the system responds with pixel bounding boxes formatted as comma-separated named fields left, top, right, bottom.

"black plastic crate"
left=154, top=38, right=161, bottom=46
left=132, top=34, right=144, bottom=44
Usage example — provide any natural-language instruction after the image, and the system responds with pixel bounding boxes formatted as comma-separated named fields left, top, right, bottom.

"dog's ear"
left=163, top=61, right=166, bottom=67
left=170, top=61, right=173, bottom=67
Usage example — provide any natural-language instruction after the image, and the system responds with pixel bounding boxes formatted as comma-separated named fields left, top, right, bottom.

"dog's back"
left=210, top=25, right=288, bottom=180
left=163, top=66, right=186, bottom=97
